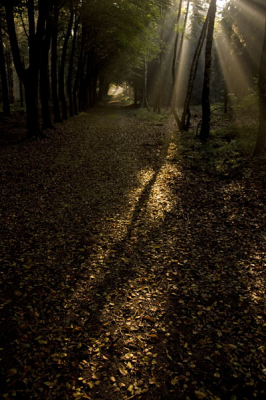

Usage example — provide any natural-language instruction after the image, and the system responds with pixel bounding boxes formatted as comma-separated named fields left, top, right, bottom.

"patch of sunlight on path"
left=66, top=117, right=182, bottom=320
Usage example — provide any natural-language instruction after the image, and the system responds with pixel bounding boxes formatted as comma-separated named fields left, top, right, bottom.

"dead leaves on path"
left=0, top=109, right=266, bottom=399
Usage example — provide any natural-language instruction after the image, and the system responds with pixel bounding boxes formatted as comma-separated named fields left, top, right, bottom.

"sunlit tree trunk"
left=254, top=14, right=266, bottom=155
left=175, top=0, right=190, bottom=71
left=181, top=7, right=210, bottom=130
left=171, top=0, right=190, bottom=130
left=172, top=0, right=183, bottom=86
left=199, top=0, right=216, bottom=141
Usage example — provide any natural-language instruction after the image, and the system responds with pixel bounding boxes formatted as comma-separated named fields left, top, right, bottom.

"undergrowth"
left=179, top=104, right=264, bottom=178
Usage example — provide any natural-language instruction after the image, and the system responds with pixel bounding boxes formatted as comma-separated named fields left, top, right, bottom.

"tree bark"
left=4, top=0, right=47, bottom=138
left=199, top=0, right=216, bottom=141
left=73, top=27, right=86, bottom=115
left=67, top=12, right=78, bottom=118
left=24, top=71, right=41, bottom=138
left=0, top=17, right=10, bottom=116
left=40, top=18, right=54, bottom=129
left=142, top=55, right=150, bottom=111
left=59, top=1, right=74, bottom=120
left=6, top=51, right=14, bottom=104
left=154, top=6, right=164, bottom=114
left=254, top=14, right=266, bottom=155
left=181, top=8, right=210, bottom=130
left=223, top=81, right=228, bottom=114
left=51, top=5, right=62, bottom=123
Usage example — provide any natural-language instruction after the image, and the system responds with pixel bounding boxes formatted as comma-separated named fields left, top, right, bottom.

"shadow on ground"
left=0, top=107, right=266, bottom=400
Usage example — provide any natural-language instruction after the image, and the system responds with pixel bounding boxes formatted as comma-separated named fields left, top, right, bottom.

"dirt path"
left=0, top=106, right=266, bottom=400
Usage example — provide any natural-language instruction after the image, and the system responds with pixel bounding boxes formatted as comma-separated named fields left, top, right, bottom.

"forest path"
left=0, top=106, right=266, bottom=400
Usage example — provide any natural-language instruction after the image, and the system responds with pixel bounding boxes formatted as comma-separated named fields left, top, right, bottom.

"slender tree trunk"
left=171, top=0, right=190, bottom=129
left=154, top=7, right=164, bottom=114
left=73, top=29, right=86, bottom=115
left=59, top=2, right=74, bottom=120
left=175, top=0, right=190, bottom=70
left=224, top=81, right=228, bottom=114
left=142, top=55, right=150, bottom=111
left=153, top=51, right=162, bottom=113
left=19, top=56, right=25, bottom=108
left=92, top=71, right=98, bottom=106
left=51, top=5, right=62, bottom=123
left=24, top=70, right=41, bottom=138
left=200, top=0, right=216, bottom=141
left=6, top=51, right=14, bottom=104
left=79, top=53, right=90, bottom=111
left=67, top=14, right=78, bottom=118
left=172, top=0, right=183, bottom=85
left=0, top=18, right=10, bottom=116
left=40, top=19, right=54, bottom=129
left=181, top=8, right=210, bottom=130
left=254, top=14, right=266, bottom=155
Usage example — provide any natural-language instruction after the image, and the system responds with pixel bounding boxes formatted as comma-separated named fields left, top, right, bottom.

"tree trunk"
left=40, top=19, right=54, bottom=129
left=24, top=70, right=42, bottom=138
left=19, top=56, right=25, bottom=108
left=98, top=76, right=109, bottom=102
left=153, top=51, right=162, bottom=114
left=223, top=81, right=228, bottom=114
left=0, top=18, right=10, bottom=116
left=175, top=0, right=190, bottom=68
left=67, top=14, right=78, bottom=118
left=181, top=8, right=210, bottom=130
left=171, top=0, right=191, bottom=129
left=51, top=5, right=62, bottom=123
left=199, top=0, right=216, bottom=141
left=142, top=55, right=150, bottom=111
left=4, top=1, right=47, bottom=138
left=6, top=51, right=14, bottom=104
left=254, top=14, right=266, bottom=155
left=154, top=7, right=164, bottom=114
left=172, top=0, right=183, bottom=86
left=73, top=29, right=86, bottom=115
left=59, top=2, right=74, bottom=120
left=92, top=71, right=98, bottom=106
left=79, top=53, right=90, bottom=111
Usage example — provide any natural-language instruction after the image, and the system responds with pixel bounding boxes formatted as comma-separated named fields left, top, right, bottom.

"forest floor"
left=0, top=105, right=266, bottom=400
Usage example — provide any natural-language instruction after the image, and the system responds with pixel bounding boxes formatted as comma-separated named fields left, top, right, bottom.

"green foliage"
left=179, top=100, right=262, bottom=176
left=180, top=129, right=247, bottom=176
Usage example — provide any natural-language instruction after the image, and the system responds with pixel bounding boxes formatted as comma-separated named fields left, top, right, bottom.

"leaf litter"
left=0, top=106, right=266, bottom=399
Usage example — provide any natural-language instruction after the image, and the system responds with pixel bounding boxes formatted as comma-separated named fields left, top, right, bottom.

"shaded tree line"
left=0, top=0, right=265, bottom=154
left=0, top=0, right=168, bottom=137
